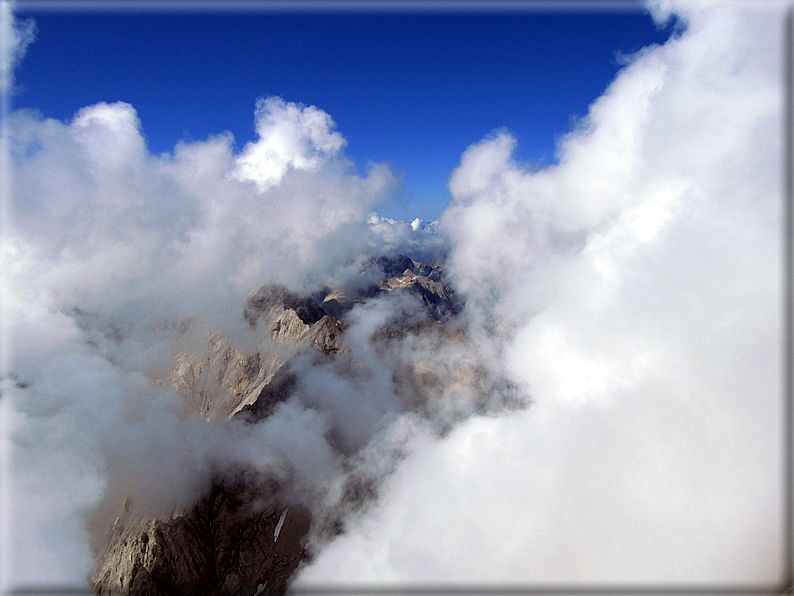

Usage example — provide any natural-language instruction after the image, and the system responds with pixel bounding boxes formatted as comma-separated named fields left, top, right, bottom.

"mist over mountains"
left=0, top=0, right=785, bottom=591
left=89, top=254, right=507, bottom=594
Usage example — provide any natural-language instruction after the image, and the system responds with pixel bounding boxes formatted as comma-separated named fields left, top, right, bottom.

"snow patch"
left=274, top=508, right=288, bottom=542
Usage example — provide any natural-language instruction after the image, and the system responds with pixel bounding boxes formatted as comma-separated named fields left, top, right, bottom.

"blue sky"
left=11, top=7, right=674, bottom=221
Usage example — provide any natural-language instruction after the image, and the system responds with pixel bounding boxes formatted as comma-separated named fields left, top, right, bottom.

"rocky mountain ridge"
left=89, top=255, right=504, bottom=596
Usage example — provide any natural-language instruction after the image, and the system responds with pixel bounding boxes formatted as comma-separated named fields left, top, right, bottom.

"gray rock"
left=244, top=285, right=327, bottom=328
left=91, top=471, right=310, bottom=596
left=374, top=255, right=463, bottom=321
left=172, top=333, right=262, bottom=420
left=89, top=255, right=477, bottom=596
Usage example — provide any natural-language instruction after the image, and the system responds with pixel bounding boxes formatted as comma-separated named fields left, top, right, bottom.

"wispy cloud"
left=0, top=0, right=35, bottom=94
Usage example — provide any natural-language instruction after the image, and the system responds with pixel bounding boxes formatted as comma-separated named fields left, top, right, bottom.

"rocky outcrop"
left=243, top=285, right=327, bottom=329
left=90, top=255, right=480, bottom=596
left=372, top=255, right=462, bottom=321
left=172, top=333, right=262, bottom=419
left=170, top=287, right=345, bottom=422
left=91, top=471, right=310, bottom=596
left=169, top=257, right=459, bottom=424
left=231, top=364, right=298, bottom=422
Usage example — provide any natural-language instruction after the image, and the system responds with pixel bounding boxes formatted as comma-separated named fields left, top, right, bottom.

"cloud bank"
left=1, top=92, right=447, bottom=586
left=0, top=0, right=785, bottom=590
left=296, top=0, right=784, bottom=585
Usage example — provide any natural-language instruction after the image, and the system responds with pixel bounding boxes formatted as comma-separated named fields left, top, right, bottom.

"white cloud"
left=0, top=0, right=35, bottom=94
left=297, top=0, right=784, bottom=585
left=8, top=98, right=401, bottom=328
left=1, top=92, right=409, bottom=585
left=233, top=96, right=346, bottom=191
left=3, top=72, right=486, bottom=586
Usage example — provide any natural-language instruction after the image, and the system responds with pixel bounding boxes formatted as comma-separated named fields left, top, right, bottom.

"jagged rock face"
left=306, top=315, right=344, bottom=356
left=91, top=255, right=474, bottom=596
left=91, top=471, right=310, bottom=596
left=372, top=255, right=462, bottom=321
left=317, top=290, right=353, bottom=319
left=172, top=296, right=345, bottom=422
left=172, top=333, right=263, bottom=419
left=170, top=256, right=457, bottom=423
left=243, top=286, right=327, bottom=329
left=231, top=364, right=298, bottom=422
left=270, top=309, right=311, bottom=343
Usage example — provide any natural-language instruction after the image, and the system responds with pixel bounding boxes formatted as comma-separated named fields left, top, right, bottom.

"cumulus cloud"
left=234, top=96, right=347, bottom=191
left=8, top=97, right=403, bottom=329
left=1, top=91, right=428, bottom=586
left=296, top=0, right=783, bottom=585
left=4, top=75, right=515, bottom=587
